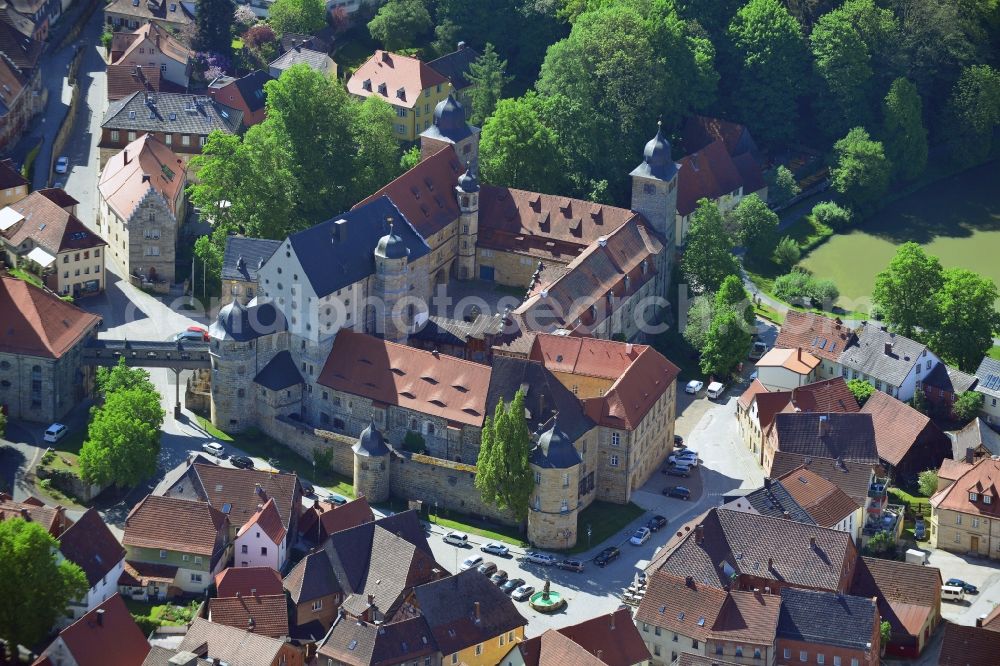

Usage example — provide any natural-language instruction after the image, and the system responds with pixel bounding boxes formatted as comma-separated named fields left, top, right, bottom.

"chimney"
left=782, top=511, right=790, bottom=520
left=609, top=613, right=615, bottom=631
left=884, top=342, right=893, bottom=356
left=872, top=596, right=878, bottom=608
left=695, top=524, right=704, bottom=545
left=977, top=615, right=986, bottom=628
left=818, top=415, right=830, bottom=438
left=809, top=536, right=816, bottom=549
left=597, top=650, right=603, bottom=661
left=473, top=601, right=481, bottom=622
left=96, top=608, right=105, bottom=626
left=685, top=575, right=694, bottom=587
left=255, top=483, right=265, bottom=498
left=19, top=508, right=28, bottom=517
left=457, top=41, right=466, bottom=50
left=767, top=558, right=773, bottom=570
left=764, top=477, right=771, bottom=490
left=123, top=149, right=129, bottom=164
left=368, top=593, right=375, bottom=606
left=236, top=591, right=241, bottom=598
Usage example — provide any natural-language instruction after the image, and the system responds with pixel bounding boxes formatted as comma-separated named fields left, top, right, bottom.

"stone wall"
left=260, top=416, right=355, bottom=478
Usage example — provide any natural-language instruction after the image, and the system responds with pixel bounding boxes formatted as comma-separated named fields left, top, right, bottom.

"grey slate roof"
left=353, top=419, right=390, bottom=457
left=530, top=417, right=582, bottom=470
left=283, top=548, right=342, bottom=605
left=221, top=236, right=281, bottom=283
left=102, top=92, right=243, bottom=135
left=410, top=313, right=503, bottom=348
left=839, top=325, right=928, bottom=389
left=953, top=418, right=1000, bottom=459
left=286, top=195, right=429, bottom=299
left=319, top=615, right=437, bottom=666
left=739, top=480, right=815, bottom=524
left=975, top=357, right=1000, bottom=399
left=923, top=362, right=979, bottom=395
left=772, top=413, right=880, bottom=464
left=252, top=350, right=303, bottom=391
left=777, top=588, right=876, bottom=651
left=232, top=70, right=270, bottom=114
left=427, top=44, right=480, bottom=91
left=269, top=46, right=333, bottom=75
left=210, top=299, right=287, bottom=342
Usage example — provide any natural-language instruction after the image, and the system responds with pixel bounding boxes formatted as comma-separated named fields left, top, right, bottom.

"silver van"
left=443, top=532, right=469, bottom=547
left=941, top=585, right=966, bottom=603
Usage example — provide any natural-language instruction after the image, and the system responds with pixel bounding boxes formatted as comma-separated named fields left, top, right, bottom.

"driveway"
left=928, top=548, right=1000, bottom=625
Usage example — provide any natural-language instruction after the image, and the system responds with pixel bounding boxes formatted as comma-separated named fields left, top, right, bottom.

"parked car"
left=706, top=382, right=726, bottom=399
left=557, top=559, right=585, bottom=572
left=524, top=551, right=557, bottom=566
left=174, top=329, right=207, bottom=342
left=685, top=380, right=704, bottom=395
left=477, top=561, right=498, bottom=576
left=594, top=546, right=620, bottom=567
left=750, top=340, right=767, bottom=360
left=664, top=466, right=690, bottom=478
left=630, top=527, right=651, bottom=546
left=299, top=479, right=315, bottom=497
left=230, top=455, right=254, bottom=469
left=647, top=515, right=668, bottom=532
left=443, top=532, right=470, bottom=547
left=460, top=555, right=483, bottom=571
left=511, top=585, right=535, bottom=602
left=43, top=423, right=68, bottom=443
left=490, top=570, right=509, bottom=586
left=946, top=578, right=978, bottom=594
left=329, top=494, right=348, bottom=506
left=201, top=441, right=225, bottom=457
left=501, top=578, right=525, bottom=594
left=674, top=435, right=684, bottom=447
left=941, top=585, right=966, bottom=603
left=481, top=543, right=509, bottom=557
left=664, top=486, right=691, bottom=500
left=914, top=518, right=926, bottom=540
left=54, top=156, right=69, bottom=174
left=669, top=453, right=697, bottom=467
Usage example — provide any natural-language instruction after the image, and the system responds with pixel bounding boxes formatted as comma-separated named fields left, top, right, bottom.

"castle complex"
left=205, top=94, right=682, bottom=547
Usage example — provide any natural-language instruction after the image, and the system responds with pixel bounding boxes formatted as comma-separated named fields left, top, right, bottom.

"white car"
left=54, top=156, right=69, bottom=174
left=669, top=454, right=698, bottom=468
left=630, top=527, right=651, bottom=546
left=685, top=380, right=704, bottom=394
left=43, top=423, right=68, bottom=443
left=523, top=551, right=557, bottom=566
left=443, top=532, right=469, bottom=547
left=460, top=555, right=483, bottom=571
left=201, top=441, right=225, bottom=457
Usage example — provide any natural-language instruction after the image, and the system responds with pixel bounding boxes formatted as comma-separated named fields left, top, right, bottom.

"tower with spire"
left=419, top=92, right=480, bottom=167
left=373, top=217, right=411, bottom=344
left=630, top=120, right=680, bottom=288
left=455, top=160, right=480, bottom=280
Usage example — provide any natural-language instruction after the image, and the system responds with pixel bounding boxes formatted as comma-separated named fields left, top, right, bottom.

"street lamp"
left=587, top=523, right=592, bottom=549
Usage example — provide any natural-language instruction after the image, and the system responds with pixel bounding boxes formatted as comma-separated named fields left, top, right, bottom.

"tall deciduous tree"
left=0, top=518, right=87, bottom=662
left=830, top=127, right=891, bottom=213
left=715, top=274, right=755, bottom=326
left=681, top=199, right=740, bottom=293
left=479, top=93, right=566, bottom=194
left=725, top=0, right=807, bottom=146
left=732, top=194, right=778, bottom=260
left=809, top=4, right=874, bottom=138
left=79, top=388, right=165, bottom=488
left=96, top=357, right=157, bottom=396
left=894, top=0, right=979, bottom=102
left=466, top=43, right=512, bottom=126
left=700, top=308, right=751, bottom=378
left=882, top=78, right=928, bottom=181
left=195, top=0, right=234, bottom=54
left=474, top=390, right=533, bottom=521
left=929, top=268, right=1000, bottom=371
left=367, top=0, right=432, bottom=51
left=682, top=294, right=716, bottom=350
left=768, top=165, right=800, bottom=205
left=268, top=0, right=327, bottom=36
left=945, top=64, right=1000, bottom=167
left=872, top=243, right=943, bottom=337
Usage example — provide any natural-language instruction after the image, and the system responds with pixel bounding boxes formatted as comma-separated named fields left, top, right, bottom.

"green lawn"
left=753, top=301, right=785, bottom=325
left=8, top=267, right=42, bottom=288
left=430, top=511, right=529, bottom=548
left=126, top=599, right=200, bottom=634
left=988, top=345, right=1000, bottom=361
left=196, top=416, right=355, bottom=496
left=798, top=160, right=1000, bottom=310
left=556, top=501, right=646, bottom=555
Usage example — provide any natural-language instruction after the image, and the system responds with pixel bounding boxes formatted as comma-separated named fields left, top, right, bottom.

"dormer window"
left=970, top=492, right=979, bottom=502
left=986, top=495, right=993, bottom=504
left=396, top=87, right=406, bottom=100
left=377, top=83, right=387, bottom=96
left=362, top=79, right=372, bottom=91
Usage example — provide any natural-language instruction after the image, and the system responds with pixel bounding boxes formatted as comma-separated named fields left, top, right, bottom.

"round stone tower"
left=455, top=161, right=479, bottom=280
left=527, top=418, right=582, bottom=549
left=352, top=417, right=391, bottom=503
left=373, top=222, right=411, bottom=344
left=419, top=93, right=480, bottom=167
left=208, top=299, right=256, bottom=433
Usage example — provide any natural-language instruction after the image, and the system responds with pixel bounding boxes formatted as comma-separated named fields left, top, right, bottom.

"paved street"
left=930, top=548, right=1000, bottom=625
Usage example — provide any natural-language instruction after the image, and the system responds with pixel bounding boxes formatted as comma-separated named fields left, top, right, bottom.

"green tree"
left=773, top=270, right=814, bottom=304
left=681, top=199, right=740, bottom=293
left=474, top=390, right=533, bottom=521
left=810, top=5, right=875, bottom=138
left=400, top=145, right=421, bottom=171
left=768, top=165, right=800, bottom=205
left=917, top=469, right=939, bottom=496
left=929, top=268, right=1000, bottom=371
left=682, top=294, right=716, bottom=350
left=863, top=530, right=897, bottom=559
left=847, top=378, right=875, bottom=406
left=700, top=308, right=752, bottom=378
left=945, top=64, right=1000, bottom=167
left=0, top=518, right=87, bottom=662
left=96, top=357, right=156, bottom=396
left=953, top=391, right=985, bottom=423
left=895, top=0, right=979, bottom=101
left=466, top=43, right=512, bottom=126
left=195, top=0, right=233, bottom=54
left=193, top=232, right=224, bottom=298
left=367, top=0, right=433, bottom=51
left=268, top=0, right=327, bottom=36
left=882, top=77, right=928, bottom=180
left=715, top=274, right=755, bottom=327
left=810, top=278, right=840, bottom=306
left=880, top=620, right=892, bottom=648
left=431, top=19, right=461, bottom=57
left=479, top=93, right=566, bottom=194
left=812, top=201, right=852, bottom=230
left=732, top=194, right=778, bottom=260
left=830, top=127, right=891, bottom=213
left=872, top=243, right=943, bottom=337
left=79, top=388, right=165, bottom=488
left=726, top=0, right=807, bottom=146
left=772, top=236, right=801, bottom=268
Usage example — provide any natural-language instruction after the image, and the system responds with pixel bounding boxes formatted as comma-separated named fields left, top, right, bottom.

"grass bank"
left=555, top=501, right=646, bottom=555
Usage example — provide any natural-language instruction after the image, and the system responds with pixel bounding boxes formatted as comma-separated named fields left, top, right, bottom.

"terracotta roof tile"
left=552, top=608, right=651, bottom=666
left=123, top=495, right=226, bottom=556
left=980, top=603, right=1000, bottom=632
left=676, top=140, right=744, bottom=217
left=711, top=590, right=782, bottom=644
left=177, top=617, right=289, bottom=665
left=771, top=412, right=880, bottom=464
left=529, top=334, right=643, bottom=379
left=636, top=571, right=728, bottom=641
left=319, top=329, right=492, bottom=427
left=3, top=191, right=106, bottom=254
left=775, top=467, right=860, bottom=528
left=99, top=134, right=186, bottom=220
left=58, top=508, right=125, bottom=587
left=682, top=115, right=761, bottom=160
left=0, top=493, right=71, bottom=535
left=298, top=496, right=374, bottom=543
left=110, top=23, right=192, bottom=67
left=214, top=566, right=283, bottom=598
left=106, top=63, right=179, bottom=101
left=938, top=458, right=974, bottom=481
left=104, top=0, right=193, bottom=27
left=582, top=346, right=680, bottom=431
left=861, top=390, right=951, bottom=467
left=44, top=594, right=150, bottom=666
left=775, top=312, right=853, bottom=363
left=769, top=452, right=876, bottom=506
left=738, top=379, right=769, bottom=408
left=849, top=556, right=941, bottom=640
left=237, top=497, right=286, bottom=544
left=347, top=50, right=448, bottom=109
left=940, top=623, right=1000, bottom=666
left=0, top=158, right=27, bottom=189
left=756, top=347, right=821, bottom=374
left=517, top=630, right=606, bottom=666
left=208, top=594, right=289, bottom=639
left=931, top=457, right=1000, bottom=518
left=787, top=377, right=860, bottom=414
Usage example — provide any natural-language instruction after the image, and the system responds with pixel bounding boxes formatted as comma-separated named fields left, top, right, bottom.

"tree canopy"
left=715, top=274, right=755, bottom=327
left=732, top=194, right=778, bottom=260
left=268, top=0, right=327, bottom=36
left=700, top=308, right=751, bottom=378
left=80, top=387, right=165, bottom=488
left=872, top=242, right=943, bottom=337
left=882, top=77, right=928, bottom=180
left=474, top=389, right=533, bottom=521
left=96, top=357, right=157, bottom=396
left=681, top=199, right=740, bottom=293
left=946, top=64, right=1000, bottom=167
left=368, top=0, right=433, bottom=51
left=830, top=127, right=891, bottom=212
left=929, top=268, right=1000, bottom=371
left=466, top=43, right=512, bottom=126
left=847, top=378, right=875, bottom=406
left=479, top=93, right=566, bottom=194
left=195, top=0, right=234, bottom=54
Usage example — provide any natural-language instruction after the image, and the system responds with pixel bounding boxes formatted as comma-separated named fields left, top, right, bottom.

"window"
left=973, top=517, right=981, bottom=528
left=560, top=500, right=568, bottom=513
left=508, top=632, right=514, bottom=641
left=194, top=556, right=202, bottom=565
left=241, top=545, right=248, bottom=554
left=475, top=644, right=482, bottom=656
left=800, top=652, right=808, bottom=662
left=128, top=131, right=137, bottom=141
left=851, top=660, right=858, bottom=666
left=643, top=183, right=655, bottom=195
left=834, top=658, right=842, bottom=666
left=534, top=471, right=541, bottom=484
left=612, top=432, right=621, bottom=447
left=451, top=655, right=458, bottom=665
left=957, top=514, right=963, bottom=525
left=159, top=550, right=167, bottom=559
left=261, top=547, right=268, bottom=556
left=784, top=649, right=792, bottom=660
left=312, top=599, right=323, bottom=611
left=692, top=640, right=699, bottom=649
left=499, top=635, right=505, bottom=647
left=955, top=532, right=962, bottom=543
left=970, top=492, right=978, bottom=502
left=986, top=495, right=993, bottom=504
left=562, top=473, right=569, bottom=488
left=754, top=648, right=762, bottom=659
left=191, top=573, right=202, bottom=582
left=199, top=136, right=206, bottom=146
left=111, top=129, right=120, bottom=142
left=818, top=655, right=825, bottom=665
left=182, top=554, right=189, bottom=561
left=610, top=455, right=619, bottom=467
left=165, top=134, right=172, bottom=146
left=654, top=645, right=661, bottom=657
left=716, top=645, right=723, bottom=655
left=182, top=134, right=190, bottom=146
left=735, top=647, right=743, bottom=657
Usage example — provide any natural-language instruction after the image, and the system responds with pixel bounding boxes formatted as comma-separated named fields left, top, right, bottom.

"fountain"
left=529, top=578, right=566, bottom=613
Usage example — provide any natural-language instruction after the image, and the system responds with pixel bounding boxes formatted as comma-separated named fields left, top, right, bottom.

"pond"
left=798, top=160, right=1000, bottom=311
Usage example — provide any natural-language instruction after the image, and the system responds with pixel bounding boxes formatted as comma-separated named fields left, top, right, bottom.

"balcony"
left=868, top=482, right=888, bottom=499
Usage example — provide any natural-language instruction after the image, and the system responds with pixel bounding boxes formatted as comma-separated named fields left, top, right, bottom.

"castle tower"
left=208, top=299, right=256, bottom=433
left=455, top=161, right=480, bottom=280
left=419, top=93, right=479, bottom=167
left=630, top=121, right=680, bottom=288
left=352, top=418, right=391, bottom=503
left=373, top=220, right=410, bottom=344
left=526, top=418, right=582, bottom=549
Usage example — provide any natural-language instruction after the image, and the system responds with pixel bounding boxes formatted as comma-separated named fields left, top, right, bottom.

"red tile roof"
left=861, top=390, right=949, bottom=467
left=738, top=379, right=769, bottom=409
left=940, top=623, right=1000, bottom=666
left=58, top=508, right=126, bottom=587
left=237, top=496, right=286, bottom=544
left=676, top=140, right=743, bottom=217
left=529, top=334, right=643, bottom=380
left=99, top=133, right=186, bottom=220
left=208, top=593, right=289, bottom=639
left=0, top=493, right=71, bottom=535
left=36, top=188, right=80, bottom=210
left=3, top=191, right=106, bottom=254
left=741, top=378, right=860, bottom=432
left=0, top=277, right=100, bottom=358
left=106, top=64, right=174, bottom=101
left=580, top=345, right=680, bottom=431
left=757, top=347, right=821, bottom=374
left=849, top=556, right=941, bottom=641
left=938, top=458, right=974, bottom=482
left=347, top=50, right=448, bottom=109
left=553, top=608, right=652, bottom=666
left=319, top=329, right=492, bottom=427
left=931, top=457, right=1000, bottom=518
left=119, top=560, right=177, bottom=587
left=46, top=594, right=150, bottom=666
left=775, top=312, right=853, bottom=363
left=110, top=22, right=191, bottom=67
left=980, top=603, right=1000, bottom=632
left=123, top=495, right=227, bottom=556
left=0, top=158, right=27, bottom=190
left=517, top=630, right=606, bottom=666
left=299, top=496, right=374, bottom=542
left=214, top=566, right=283, bottom=598
left=354, top=145, right=463, bottom=239
left=776, top=467, right=860, bottom=528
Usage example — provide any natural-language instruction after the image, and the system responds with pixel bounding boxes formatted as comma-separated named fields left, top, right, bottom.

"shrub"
left=847, top=379, right=875, bottom=406
left=917, top=470, right=939, bottom=496
left=773, top=271, right=813, bottom=303
left=812, top=201, right=852, bottom=230
left=772, top=236, right=801, bottom=268
left=313, top=448, right=333, bottom=475
left=953, top=391, right=984, bottom=423
left=768, top=165, right=800, bottom=205
left=809, top=278, right=840, bottom=306
left=100, top=29, right=113, bottom=50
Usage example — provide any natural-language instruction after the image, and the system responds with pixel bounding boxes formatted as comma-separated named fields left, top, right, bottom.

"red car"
left=175, top=326, right=209, bottom=342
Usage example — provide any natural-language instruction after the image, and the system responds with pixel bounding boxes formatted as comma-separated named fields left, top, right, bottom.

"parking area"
left=928, top=548, right=1000, bottom=624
